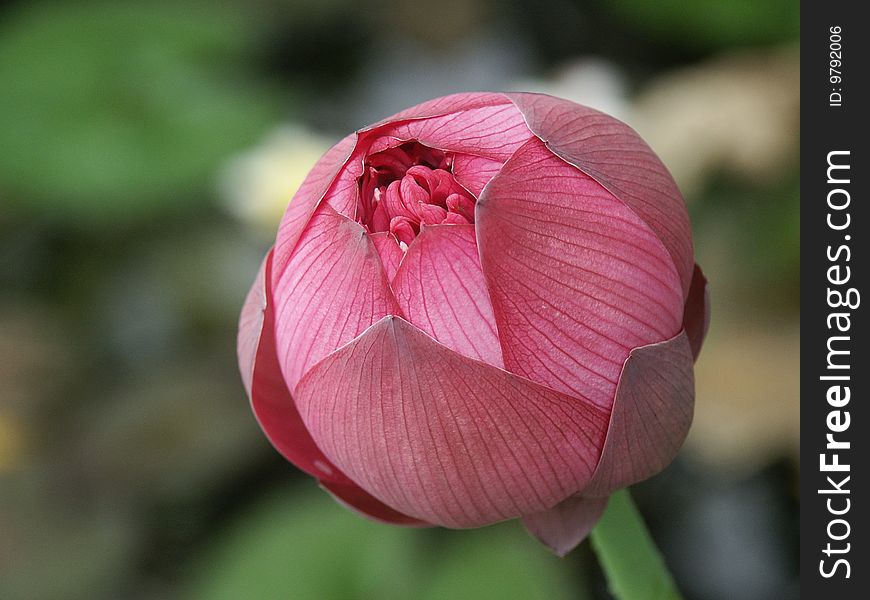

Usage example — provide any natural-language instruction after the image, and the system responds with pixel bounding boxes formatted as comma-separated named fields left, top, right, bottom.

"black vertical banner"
left=801, top=2, right=867, bottom=597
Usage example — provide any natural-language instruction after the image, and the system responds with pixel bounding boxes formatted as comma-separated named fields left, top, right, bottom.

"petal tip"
left=683, top=263, right=711, bottom=360
left=583, top=331, right=695, bottom=497
left=523, top=495, right=609, bottom=557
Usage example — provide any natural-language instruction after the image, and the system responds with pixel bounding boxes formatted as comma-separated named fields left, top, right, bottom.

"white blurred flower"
left=633, top=46, right=799, bottom=197
left=513, top=57, right=632, bottom=122
left=220, top=125, right=332, bottom=232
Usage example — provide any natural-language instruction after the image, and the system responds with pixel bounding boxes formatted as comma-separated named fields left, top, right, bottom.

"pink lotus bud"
left=238, top=92, right=710, bottom=555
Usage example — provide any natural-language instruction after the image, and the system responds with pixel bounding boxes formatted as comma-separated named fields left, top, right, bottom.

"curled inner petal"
left=357, top=142, right=477, bottom=248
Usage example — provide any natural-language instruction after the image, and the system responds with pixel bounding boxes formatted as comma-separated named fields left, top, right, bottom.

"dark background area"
left=1, top=1, right=799, bottom=598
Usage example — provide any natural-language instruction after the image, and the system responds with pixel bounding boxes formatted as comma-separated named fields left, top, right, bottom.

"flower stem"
left=589, top=489, right=683, bottom=600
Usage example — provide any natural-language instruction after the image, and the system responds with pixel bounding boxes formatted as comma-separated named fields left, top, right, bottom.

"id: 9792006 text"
left=829, top=26, right=844, bottom=107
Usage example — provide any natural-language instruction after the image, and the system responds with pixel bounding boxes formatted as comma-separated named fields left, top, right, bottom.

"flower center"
left=358, top=142, right=476, bottom=247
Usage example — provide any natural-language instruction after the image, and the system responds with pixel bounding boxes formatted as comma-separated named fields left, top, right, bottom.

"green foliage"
left=605, top=0, right=799, bottom=50
left=590, top=490, right=682, bottom=600
left=420, top=527, right=582, bottom=600
left=180, top=486, right=582, bottom=600
left=0, top=0, right=281, bottom=224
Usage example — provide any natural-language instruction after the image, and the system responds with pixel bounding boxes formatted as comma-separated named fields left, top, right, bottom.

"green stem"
left=589, top=489, right=683, bottom=600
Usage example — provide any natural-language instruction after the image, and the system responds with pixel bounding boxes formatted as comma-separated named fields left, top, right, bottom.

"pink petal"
left=293, top=316, right=609, bottom=528
left=365, top=92, right=519, bottom=129
left=392, top=224, right=503, bottom=368
left=384, top=180, right=410, bottom=220
left=445, top=193, right=476, bottom=222
left=683, top=263, right=710, bottom=360
left=380, top=103, right=532, bottom=162
left=389, top=216, right=416, bottom=246
left=323, top=165, right=361, bottom=218
left=522, top=495, right=608, bottom=557
left=369, top=188, right=391, bottom=231
left=271, top=204, right=401, bottom=392
left=451, top=153, right=504, bottom=196
left=476, top=137, right=684, bottom=408
left=238, top=249, right=423, bottom=526
left=400, top=174, right=430, bottom=208
left=506, top=93, right=694, bottom=295
left=417, top=202, right=448, bottom=225
left=236, top=248, right=346, bottom=482
left=237, top=252, right=270, bottom=399
left=584, top=330, right=695, bottom=497
left=409, top=167, right=454, bottom=204
left=442, top=212, right=469, bottom=225
left=273, top=134, right=357, bottom=273
left=369, top=232, right=404, bottom=281
left=321, top=480, right=430, bottom=527
left=311, top=93, right=530, bottom=225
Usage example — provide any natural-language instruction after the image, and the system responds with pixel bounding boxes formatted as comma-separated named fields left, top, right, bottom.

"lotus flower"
left=238, top=92, right=709, bottom=555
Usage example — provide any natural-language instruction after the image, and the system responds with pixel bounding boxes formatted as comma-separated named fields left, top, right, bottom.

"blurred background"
left=0, top=1, right=799, bottom=598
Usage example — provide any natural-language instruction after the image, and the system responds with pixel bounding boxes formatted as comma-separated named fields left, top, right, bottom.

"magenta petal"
left=270, top=205, right=401, bottom=392
left=476, top=137, right=684, bottom=408
left=321, top=480, right=430, bottom=527
left=294, top=316, right=609, bottom=528
left=584, top=330, right=695, bottom=497
left=682, top=263, right=710, bottom=360
left=506, top=93, right=695, bottom=294
left=392, top=224, right=503, bottom=367
left=369, top=232, right=404, bottom=281
left=522, top=495, right=608, bottom=557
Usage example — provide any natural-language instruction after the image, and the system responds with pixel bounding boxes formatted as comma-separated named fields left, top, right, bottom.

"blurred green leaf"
left=180, top=487, right=420, bottom=600
left=693, top=174, right=800, bottom=313
left=419, top=525, right=582, bottom=600
left=180, top=486, right=583, bottom=600
left=0, top=0, right=281, bottom=224
left=604, top=0, right=798, bottom=50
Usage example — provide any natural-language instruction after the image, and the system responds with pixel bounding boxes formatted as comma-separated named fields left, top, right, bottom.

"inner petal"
left=357, top=141, right=477, bottom=246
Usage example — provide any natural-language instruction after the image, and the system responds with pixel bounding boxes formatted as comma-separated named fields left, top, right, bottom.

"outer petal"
left=321, top=480, right=429, bottom=526
left=522, top=495, right=608, bottom=557
left=365, top=92, right=519, bottom=129
left=237, top=252, right=269, bottom=399
left=271, top=205, right=402, bottom=392
left=391, top=224, right=503, bottom=368
left=377, top=103, right=531, bottom=162
left=237, top=249, right=425, bottom=526
left=683, top=263, right=710, bottom=360
left=294, top=316, right=609, bottom=528
left=476, top=137, right=684, bottom=408
left=583, top=331, right=695, bottom=497
left=506, top=92, right=694, bottom=295
left=273, top=134, right=357, bottom=272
